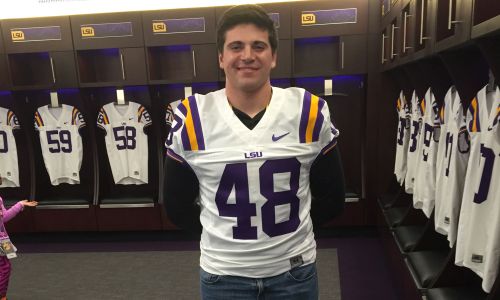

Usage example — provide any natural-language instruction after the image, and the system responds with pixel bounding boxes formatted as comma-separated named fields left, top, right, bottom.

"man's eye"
left=229, top=44, right=242, bottom=50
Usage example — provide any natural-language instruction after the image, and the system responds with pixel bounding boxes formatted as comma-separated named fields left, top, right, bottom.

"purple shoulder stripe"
left=299, top=91, right=312, bottom=143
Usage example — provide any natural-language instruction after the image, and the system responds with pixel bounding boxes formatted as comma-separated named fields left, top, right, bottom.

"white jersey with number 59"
left=166, top=87, right=339, bottom=278
left=97, top=101, right=152, bottom=185
left=455, top=85, right=500, bottom=293
left=34, top=104, right=86, bottom=186
left=0, top=107, right=20, bottom=188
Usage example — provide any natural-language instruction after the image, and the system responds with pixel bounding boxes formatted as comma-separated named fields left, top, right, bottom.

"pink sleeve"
left=3, top=201, right=24, bottom=223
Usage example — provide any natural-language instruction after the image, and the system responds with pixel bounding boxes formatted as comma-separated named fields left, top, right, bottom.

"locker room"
left=0, top=0, right=498, bottom=299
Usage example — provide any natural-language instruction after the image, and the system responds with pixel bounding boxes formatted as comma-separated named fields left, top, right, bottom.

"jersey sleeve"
left=467, top=97, right=479, bottom=133
left=7, top=110, right=20, bottom=130
left=165, top=97, right=192, bottom=162
left=96, top=107, right=109, bottom=131
left=165, top=99, right=182, bottom=129
left=316, top=95, right=339, bottom=156
left=138, top=105, right=152, bottom=127
left=299, top=91, right=339, bottom=153
left=493, top=103, right=500, bottom=130
left=72, top=107, right=86, bottom=129
left=34, top=110, right=44, bottom=131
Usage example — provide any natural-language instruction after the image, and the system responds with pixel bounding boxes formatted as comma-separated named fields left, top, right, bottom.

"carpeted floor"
left=8, top=249, right=340, bottom=300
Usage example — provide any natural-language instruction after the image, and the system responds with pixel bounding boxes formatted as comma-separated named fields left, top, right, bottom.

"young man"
left=164, top=5, right=345, bottom=299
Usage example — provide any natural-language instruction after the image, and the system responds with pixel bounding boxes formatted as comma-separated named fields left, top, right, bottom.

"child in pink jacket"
left=0, top=181, right=37, bottom=300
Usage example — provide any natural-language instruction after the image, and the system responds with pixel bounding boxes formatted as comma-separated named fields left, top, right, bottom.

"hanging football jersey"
left=0, top=107, right=20, bottom=188
left=434, top=87, right=469, bottom=247
left=455, top=85, right=500, bottom=293
left=394, top=91, right=411, bottom=185
left=405, top=91, right=424, bottom=194
left=97, top=101, right=152, bottom=185
left=413, top=88, right=440, bottom=217
left=34, top=104, right=86, bottom=185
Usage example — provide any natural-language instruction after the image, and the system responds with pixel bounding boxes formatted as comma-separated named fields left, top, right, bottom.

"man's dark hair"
left=216, top=4, right=278, bottom=54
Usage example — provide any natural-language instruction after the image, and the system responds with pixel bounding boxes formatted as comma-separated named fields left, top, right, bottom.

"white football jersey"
left=455, top=85, right=500, bottom=293
left=97, top=101, right=152, bottom=185
left=434, top=87, right=455, bottom=227
left=0, top=107, right=20, bottom=188
left=166, top=87, right=339, bottom=278
left=394, top=91, right=411, bottom=185
left=405, top=91, right=424, bottom=194
left=34, top=104, right=86, bottom=185
left=434, top=88, right=469, bottom=246
left=413, top=89, right=440, bottom=217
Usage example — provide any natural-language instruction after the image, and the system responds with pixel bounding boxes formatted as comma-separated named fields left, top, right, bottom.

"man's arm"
left=309, top=146, right=345, bottom=227
left=163, top=155, right=202, bottom=234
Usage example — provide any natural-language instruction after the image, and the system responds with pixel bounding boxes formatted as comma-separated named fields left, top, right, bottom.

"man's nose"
left=241, top=46, right=254, bottom=61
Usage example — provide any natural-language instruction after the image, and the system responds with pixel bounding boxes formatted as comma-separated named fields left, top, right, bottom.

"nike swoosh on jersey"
left=272, top=132, right=290, bottom=141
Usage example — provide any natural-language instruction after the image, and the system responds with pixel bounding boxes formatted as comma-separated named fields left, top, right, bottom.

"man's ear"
left=271, top=52, right=277, bottom=69
left=218, top=52, right=224, bottom=69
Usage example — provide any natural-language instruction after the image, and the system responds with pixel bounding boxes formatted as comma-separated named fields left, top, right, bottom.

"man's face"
left=219, top=23, right=277, bottom=93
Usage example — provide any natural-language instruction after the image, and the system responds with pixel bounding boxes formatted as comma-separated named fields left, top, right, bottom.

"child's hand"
left=20, top=200, right=38, bottom=207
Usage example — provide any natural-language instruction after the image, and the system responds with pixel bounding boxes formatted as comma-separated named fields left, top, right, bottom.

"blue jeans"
left=200, top=262, right=319, bottom=300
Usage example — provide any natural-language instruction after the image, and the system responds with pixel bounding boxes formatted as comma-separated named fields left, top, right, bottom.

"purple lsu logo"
left=244, top=151, right=262, bottom=159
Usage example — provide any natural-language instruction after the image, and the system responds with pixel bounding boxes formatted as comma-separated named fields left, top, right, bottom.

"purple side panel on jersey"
left=188, top=95, right=205, bottom=150
left=181, top=127, right=191, bottom=151
left=320, top=138, right=337, bottom=155
left=178, top=100, right=191, bottom=150
left=166, top=148, right=186, bottom=164
left=312, top=99, right=325, bottom=142
left=299, top=91, right=312, bottom=143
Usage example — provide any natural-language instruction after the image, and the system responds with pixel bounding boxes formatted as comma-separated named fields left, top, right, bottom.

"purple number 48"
left=215, top=158, right=301, bottom=240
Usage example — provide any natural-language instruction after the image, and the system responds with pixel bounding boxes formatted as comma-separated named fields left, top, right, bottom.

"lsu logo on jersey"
left=81, top=26, right=95, bottom=37
left=244, top=151, right=262, bottom=159
left=301, top=13, right=316, bottom=25
left=11, top=30, right=25, bottom=41
left=152, top=22, right=167, bottom=33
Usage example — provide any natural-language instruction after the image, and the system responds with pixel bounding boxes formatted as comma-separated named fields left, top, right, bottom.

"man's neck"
left=225, top=84, right=273, bottom=118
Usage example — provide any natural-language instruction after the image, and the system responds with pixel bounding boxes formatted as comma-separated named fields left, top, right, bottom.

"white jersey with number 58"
left=97, top=101, right=152, bottom=185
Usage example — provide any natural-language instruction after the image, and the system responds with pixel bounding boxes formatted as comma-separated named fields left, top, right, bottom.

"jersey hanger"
left=486, top=69, right=497, bottom=94
left=114, top=88, right=128, bottom=106
left=49, top=91, right=60, bottom=108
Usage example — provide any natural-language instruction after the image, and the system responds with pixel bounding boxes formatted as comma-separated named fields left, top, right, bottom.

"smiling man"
left=164, top=4, right=345, bottom=299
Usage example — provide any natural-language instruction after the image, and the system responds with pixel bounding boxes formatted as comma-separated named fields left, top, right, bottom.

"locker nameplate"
left=80, top=22, right=133, bottom=39
left=301, top=8, right=357, bottom=26
left=268, top=13, right=280, bottom=29
left=152, top=17, right=205, bottom=35
left=10, top=26, right=62, bottom=43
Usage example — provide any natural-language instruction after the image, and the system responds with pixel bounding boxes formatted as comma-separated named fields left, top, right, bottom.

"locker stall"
left=376, top=0, right=500, bottom=298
